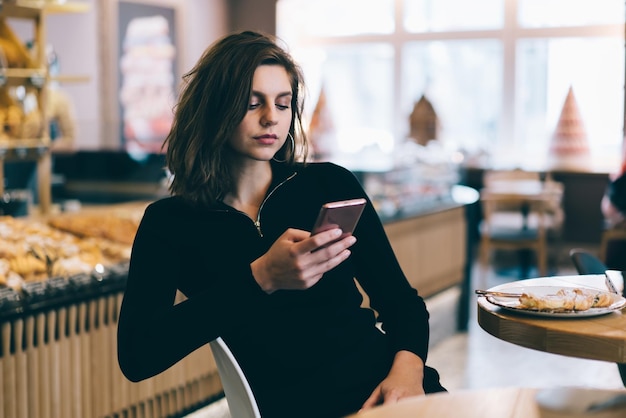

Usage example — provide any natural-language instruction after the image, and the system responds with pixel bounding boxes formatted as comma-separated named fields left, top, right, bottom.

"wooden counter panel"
left=384, top=207, right=466, bottom=297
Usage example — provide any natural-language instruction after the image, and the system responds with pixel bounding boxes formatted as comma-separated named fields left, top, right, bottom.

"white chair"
left=209, top=337, right=261, bottom=418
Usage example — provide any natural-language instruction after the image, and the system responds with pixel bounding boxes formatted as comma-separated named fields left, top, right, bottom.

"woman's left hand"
left=359, top=350, right=425, bottom=411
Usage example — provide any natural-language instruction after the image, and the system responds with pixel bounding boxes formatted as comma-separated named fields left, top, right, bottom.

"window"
left=277, top=0, right=625, bottom=171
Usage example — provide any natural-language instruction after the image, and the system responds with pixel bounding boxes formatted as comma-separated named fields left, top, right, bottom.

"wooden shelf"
left=0, top=1, right=89, bottom=18
left=0, top=0, right=89, bottom=214
left=51, top=74, right=90, bottom=83
left=0, top=67, right=46, bottom=87
left=0, top=139, right=48, bottom=160
left=43, top=1, right=89, bottom=14
left=0, top=69, right=90, bottom=85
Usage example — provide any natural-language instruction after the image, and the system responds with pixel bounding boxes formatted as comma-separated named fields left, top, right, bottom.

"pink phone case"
left=311, top=198, right=366, bottom=237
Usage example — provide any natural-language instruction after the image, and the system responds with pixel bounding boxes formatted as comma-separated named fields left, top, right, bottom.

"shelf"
left=0, top=69, right=90, bottom=86
left=0, top=1, right=89, bottom=18
left=43, top=1, right=89, bottom=14
left=0, top=0, right=88, bottom=214
left=0, top=67, right=46, bottom=87
left=0, top=139, right=48, bottom=160
left=51, top=74, right=90, bottom=83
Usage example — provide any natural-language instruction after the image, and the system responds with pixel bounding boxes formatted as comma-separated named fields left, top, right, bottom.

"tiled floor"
left=187, top=246, right=626, bottom=417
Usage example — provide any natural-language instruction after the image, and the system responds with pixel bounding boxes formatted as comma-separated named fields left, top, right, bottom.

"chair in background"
left=568, top=248, right=626, bottom=387
left=482, top=169, right=544, bottom=218
left=478, top=190, right=550, bottom=287
left=569, top=248, right=607, bottom=275
left=478, top=169, right=564, bottom=286
left=483, top=170, right=565, bottom=234
left=483, top=168, right=541, bottom=184
left=599, top=222, right=626, bottom=265
left=209, top=337, right=261, bottom=418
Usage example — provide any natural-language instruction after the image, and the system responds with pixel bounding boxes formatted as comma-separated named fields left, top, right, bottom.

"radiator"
left=0, top=270, right=223, bottom=418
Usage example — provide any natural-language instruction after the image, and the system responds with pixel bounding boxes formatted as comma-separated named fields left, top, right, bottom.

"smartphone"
left=311, top=198, right=366, bottom=244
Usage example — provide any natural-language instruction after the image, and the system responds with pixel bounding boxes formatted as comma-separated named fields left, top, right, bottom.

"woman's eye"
left=276, top=104, right=290, bottom=110
left=249, top=102, right=260, bottom=110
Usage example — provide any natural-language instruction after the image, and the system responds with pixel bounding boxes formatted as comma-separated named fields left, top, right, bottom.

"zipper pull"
left=254, top=220, right=263, bottom=237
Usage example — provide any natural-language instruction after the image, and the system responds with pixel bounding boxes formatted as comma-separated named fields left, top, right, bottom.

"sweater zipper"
left=254, top=172, right=297, bottom=237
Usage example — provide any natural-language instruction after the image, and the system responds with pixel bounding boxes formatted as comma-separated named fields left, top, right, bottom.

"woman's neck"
left=223, top=161, right=272, bottom=219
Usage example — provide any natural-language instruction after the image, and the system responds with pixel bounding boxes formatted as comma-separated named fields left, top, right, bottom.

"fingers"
left=360, top=381, right=421, bottom=412
left=360, top=386, right=382, bottom=411
left=381, top=390, right=402, bottom=404
left=283, top=227, right=356, bottom=256
left=293, top=246, right=352, bottom=279
left=305, top=228, right=344, bottom=252
left=304, top=245, right=352, bottom=279
left=311, top=232, right=357, bottom=256
left=281, top=227, right=314, bottom=244
left=254, top=228, right=357, bottom=293
left=281, top=234, right=354, bottom=289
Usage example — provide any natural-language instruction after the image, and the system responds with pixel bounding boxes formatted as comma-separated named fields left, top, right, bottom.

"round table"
left=477, top=274, right=626, bottom=363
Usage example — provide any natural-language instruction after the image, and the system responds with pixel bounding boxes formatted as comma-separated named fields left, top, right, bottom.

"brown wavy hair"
left=163, top=31, right=309, bottom=206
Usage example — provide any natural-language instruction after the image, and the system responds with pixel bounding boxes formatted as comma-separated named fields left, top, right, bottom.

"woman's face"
left=229, top=64, right=293, bottom=163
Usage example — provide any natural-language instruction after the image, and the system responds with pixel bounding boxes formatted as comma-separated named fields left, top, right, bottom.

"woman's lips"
left=255, top=134, right=277, bottom=145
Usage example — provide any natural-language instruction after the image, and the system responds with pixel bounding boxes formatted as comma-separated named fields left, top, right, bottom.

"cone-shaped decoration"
left=409, top=94, right=439, bottom=146
left=548, top=86, right=591, bottom=170
left=308, top=85, right=336, bottom=160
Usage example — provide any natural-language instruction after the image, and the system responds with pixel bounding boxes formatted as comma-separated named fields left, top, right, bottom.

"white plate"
left=485, top=285, right=626, bottom=318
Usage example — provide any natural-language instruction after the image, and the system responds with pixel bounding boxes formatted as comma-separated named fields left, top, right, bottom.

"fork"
left=475, top=289, right=522, bottom=298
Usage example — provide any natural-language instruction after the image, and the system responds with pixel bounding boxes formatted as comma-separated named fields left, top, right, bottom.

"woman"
left=117, top=31, right=445, bottom=418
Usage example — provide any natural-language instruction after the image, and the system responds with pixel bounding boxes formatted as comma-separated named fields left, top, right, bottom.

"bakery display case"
left=358, top=164, right=460, bottom=220
left=353, top=141, right=462, bottom=221
left=0, top=1, right=89, bottom=215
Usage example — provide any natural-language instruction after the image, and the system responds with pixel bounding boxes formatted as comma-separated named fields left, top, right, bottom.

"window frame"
left=278, top=0, right=625, bottom=171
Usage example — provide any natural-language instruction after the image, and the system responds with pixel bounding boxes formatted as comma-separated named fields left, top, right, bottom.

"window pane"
left=402, top=40, right=503, bottom=154
left=516, top=37, right=624, bottom=168
left=519, top=0, right=624, bottom=28
left=296, top=44, right=395, bottom=170
left=404, top=0, right=504, bottom=32
left=277, top=0, right=394, bottom=38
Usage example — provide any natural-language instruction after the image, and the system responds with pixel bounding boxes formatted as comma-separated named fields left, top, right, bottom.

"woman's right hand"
left=250, top=228, right=356, bottom=293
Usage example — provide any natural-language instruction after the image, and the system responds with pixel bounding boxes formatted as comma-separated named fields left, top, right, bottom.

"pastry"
left=518, top=287, right=613, bottom=312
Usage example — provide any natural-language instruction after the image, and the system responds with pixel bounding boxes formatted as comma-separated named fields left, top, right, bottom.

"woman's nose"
left=260, top=106, right=278, bottom=126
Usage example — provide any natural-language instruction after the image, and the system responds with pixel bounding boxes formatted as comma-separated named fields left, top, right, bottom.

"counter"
left=380, top=185, right=477, bottom=298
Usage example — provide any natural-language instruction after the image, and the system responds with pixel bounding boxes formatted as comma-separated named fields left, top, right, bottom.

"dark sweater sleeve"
left=116, top=202, right=268, bottom=382
left=323, top=164, right=431, bottom=362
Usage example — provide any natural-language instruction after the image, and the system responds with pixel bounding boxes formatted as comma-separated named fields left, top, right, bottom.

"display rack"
left=0, top=0, right=88, bottom=215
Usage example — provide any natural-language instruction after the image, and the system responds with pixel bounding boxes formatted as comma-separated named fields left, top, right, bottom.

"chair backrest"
left=481, top=170, right=551, bottom=216
left=480, top=190, right=548, bottom=237
left=483, top=168, right=541, bottom=187
left=209, top=337, right=261, bottom=418
left=569, top=248, right=607, bottom=275
left=600, top=222, right=626, bottom=263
